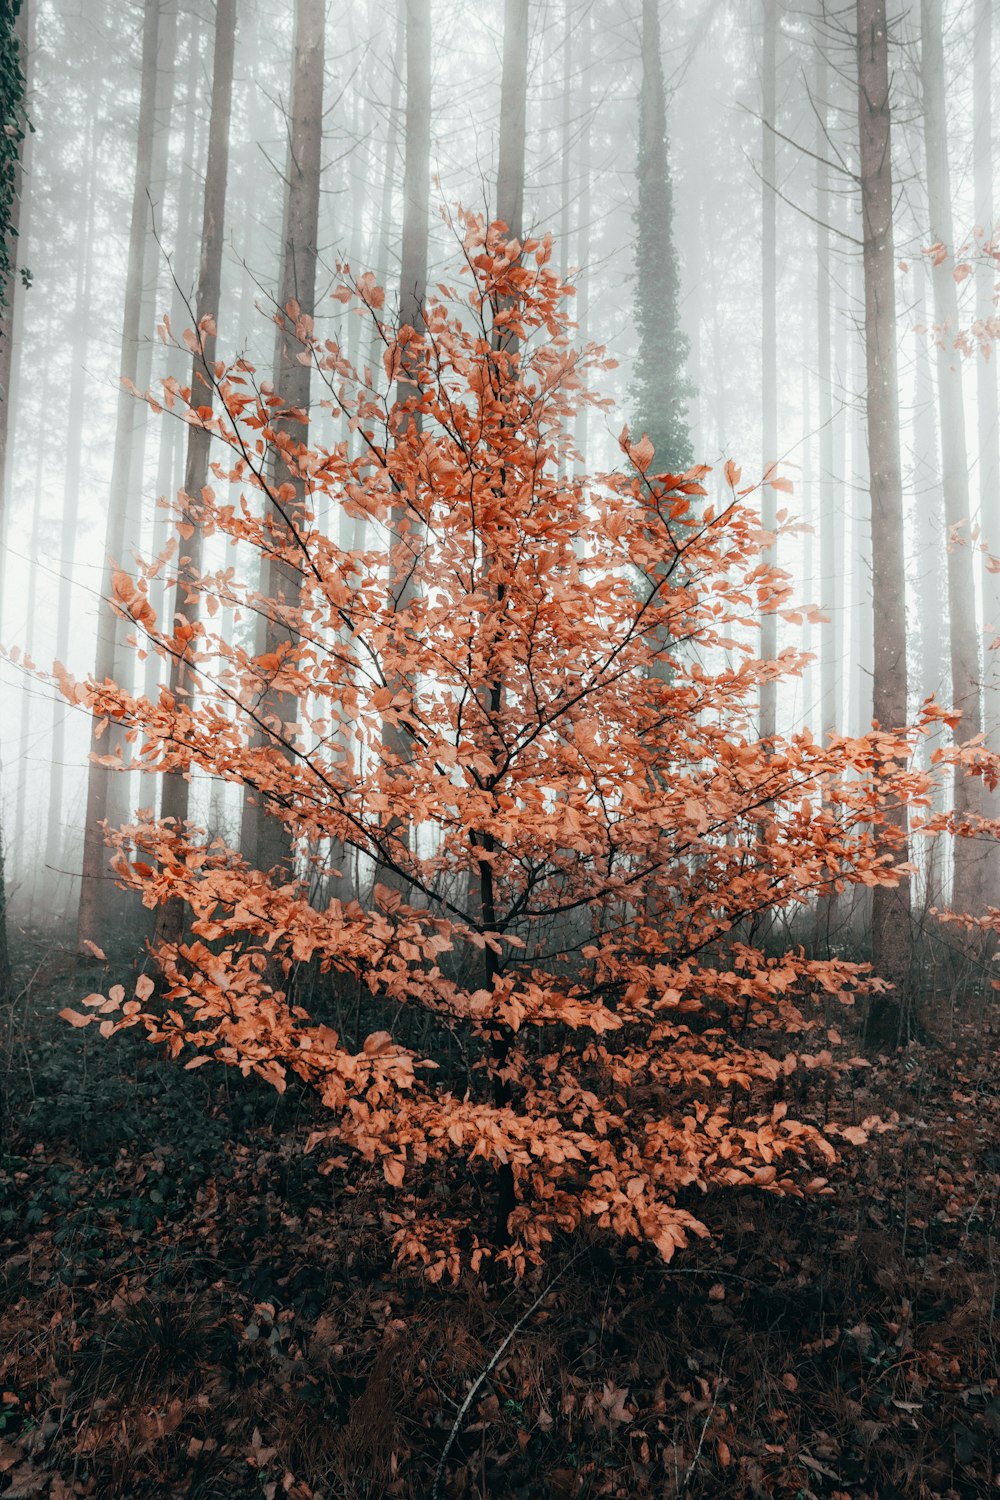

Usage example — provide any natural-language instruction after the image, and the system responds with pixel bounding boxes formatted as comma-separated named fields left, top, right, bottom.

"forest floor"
left=2, top=932, right=1000, bottom=1500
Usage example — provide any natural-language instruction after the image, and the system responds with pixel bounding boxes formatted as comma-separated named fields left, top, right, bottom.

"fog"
left=0, top=0, right=996, bottom=946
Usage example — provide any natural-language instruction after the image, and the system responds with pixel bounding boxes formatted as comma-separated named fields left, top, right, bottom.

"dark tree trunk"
left=856, top=0, right=913, bottom=1033
left=240, top=0, right=324, bottom=879
left=155, top=0, right=237, bottom=946
left=379, top=0, right=431, bottom=894
left=0, top=0, right=29, bottom=996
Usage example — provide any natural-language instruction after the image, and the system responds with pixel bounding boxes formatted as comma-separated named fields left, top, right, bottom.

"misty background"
left=0, top=0, right=995, bottom=932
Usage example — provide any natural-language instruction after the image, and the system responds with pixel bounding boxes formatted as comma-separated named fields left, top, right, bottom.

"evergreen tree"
left=631, top=0, right=692, bottom=475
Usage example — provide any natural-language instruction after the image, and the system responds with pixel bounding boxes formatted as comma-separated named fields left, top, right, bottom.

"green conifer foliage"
left=631, top=0, right=692, bottom=475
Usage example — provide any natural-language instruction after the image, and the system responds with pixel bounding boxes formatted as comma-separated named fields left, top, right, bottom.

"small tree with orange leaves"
left=56, top=213, right=936, bottom=1278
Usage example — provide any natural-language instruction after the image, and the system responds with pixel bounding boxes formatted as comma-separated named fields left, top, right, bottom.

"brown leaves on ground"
left=2, top=955, right=1000, bottom=1498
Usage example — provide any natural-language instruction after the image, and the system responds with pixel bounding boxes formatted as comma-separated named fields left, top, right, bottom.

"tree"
left=57, top=217, right=942, bottom=1278
left=920, top=0, right=987, bottom=915
left=758, top=0, right=778, bottom=742
left=855, top=0, right=911, bottom=1019
left=814, top=25, right=838, bottom=750
left=46, top=118, right=98, bottom=919
left=155, top=0, right=237, bottom=946
left=239, top=0, right=324, bottom=880
left=972, top=0, right=999, bottom=897
left=631, top=0, right=692, bottom=479
left=496, top=0, right=529, bottom=250
left=77, top=0, right=161, bottom=953
left=0, top=0, right=29, bottom=996
left=379, top=0, right=431, bottom=890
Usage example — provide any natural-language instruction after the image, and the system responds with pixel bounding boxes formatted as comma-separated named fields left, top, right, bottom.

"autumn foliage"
left=55, top=212, right=950, bottom=1278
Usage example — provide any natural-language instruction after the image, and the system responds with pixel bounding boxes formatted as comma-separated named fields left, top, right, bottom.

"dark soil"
left=2, top=932, right=999, bottom=1499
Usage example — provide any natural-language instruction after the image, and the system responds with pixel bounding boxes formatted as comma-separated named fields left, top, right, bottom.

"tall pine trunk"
left=141, top=7, right=205, bottom=813
left=0, top=0, right=29, bottom=995
left=815, top=38, right=838, bottom=746
left=856, top=0, right=912, bottom=1026
left=46, top=125, right=98, bottom=920
left=380, top=0, right=431, bottom=893
left=77, top=0, right=160, bottom=952
left=632, top=0, right=691, bottom=477
left=483, top=0, right=529, bottom=1250
left=921, top=0, right=986, bottom=915
left=973, top=0, right=1000, bottom=891
left=240, top=0, right=324, bottom=879
left=759, top=0, right=778, bottom=742
left=155, top=0, right=236, bottom=946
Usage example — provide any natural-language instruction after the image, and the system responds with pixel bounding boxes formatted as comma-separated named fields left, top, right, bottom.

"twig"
left=681, top=1357, right=728, bottom=1494
left=680, top=1386, right=719, bottom=1494
left=431, top=1250, right=582, bottom=1499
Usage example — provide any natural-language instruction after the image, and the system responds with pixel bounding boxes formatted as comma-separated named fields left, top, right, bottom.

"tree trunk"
left=912, top=253, right=948, bottom=917
left=815, top=38, right=838, bottom=747
left=77, top=0, right=161, bottom=953
left=921, top=0, right=986, bottom=915
left=0, top=0, right=29, bottom=995
left=558, top=0, right=572, bottom=285
left=12, top=426, right=43, bottom=916
left=485, top=0, right=530, bottom=1252
left=46, top=125, right=98, bottom=922
left=632, top=0, right=691, bottom=477
left=496, top=0, right=528, bottom=246
left=573, top=3, right=591, bottom=468
left=141, top=6, right=205, bottom=816
left=365, top=2, right=404, bottom=431
left=759, top=0, right=778, bottom=742
left=379, top=0, right=431, bottom=894
left=155, top=0, right=236, bottom=946
left=856, top=0, right=912, bottom=1027
left=973, top=0, right=1000, bottom=886
left=240, top=0, right=324, bottom=879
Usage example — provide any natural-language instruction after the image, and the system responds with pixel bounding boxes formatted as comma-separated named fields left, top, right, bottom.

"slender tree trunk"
left=496, top=0, right=528, bottom=247
left=46, top=146, right=97, bottom=920
left=77, top=0, right=161, bottom=953
left=558, top=0, right=572, bottom=285
left=0, top=0, right=29, bottom=995
left=913, top=254, right=947, bottom=906
left=849, top=274, right=873, bottom=740
left=155, top=0, right=236, bottom=946
left=921, top=0, right=986, bottom=914
left=141, top=7, right=205, bottom=815
left=573, top=4, right=591, bottom=469
left=485, top=0, right=529, bottom=1252
left=240, top=0, right=324, bottom=879
left=12, top=430, right=43, bottom=909
left=105, top=1, right=180, bottom=855
left=856, top=0, right=912, bottom=1023
left=126, top=0, right=178, bottom=536
left=379, top=0, right=431, bottom=894
left=365, top=2, right=404, bottom=422
left=913, top=257, right=946, bottom=708
left=816, top=40, right=838, bottom=746
left=0, top=0, right=26, bottom=514
left=801, top=364, right=813, bottom=722
left=973, top=0, right=1000, bottom=891
left=633, top=0, right=691, bottom=477
left=759, top=0, right=778, bottom=741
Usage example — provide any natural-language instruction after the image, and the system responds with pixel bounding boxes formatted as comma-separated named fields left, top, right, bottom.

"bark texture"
left=77, top=0, right=160, bottom=952
left=240, top=0, right=324, bottom=879
left=856, top=0, right=912, bottom=1020
left=156, top=0, right=237, bottom=945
